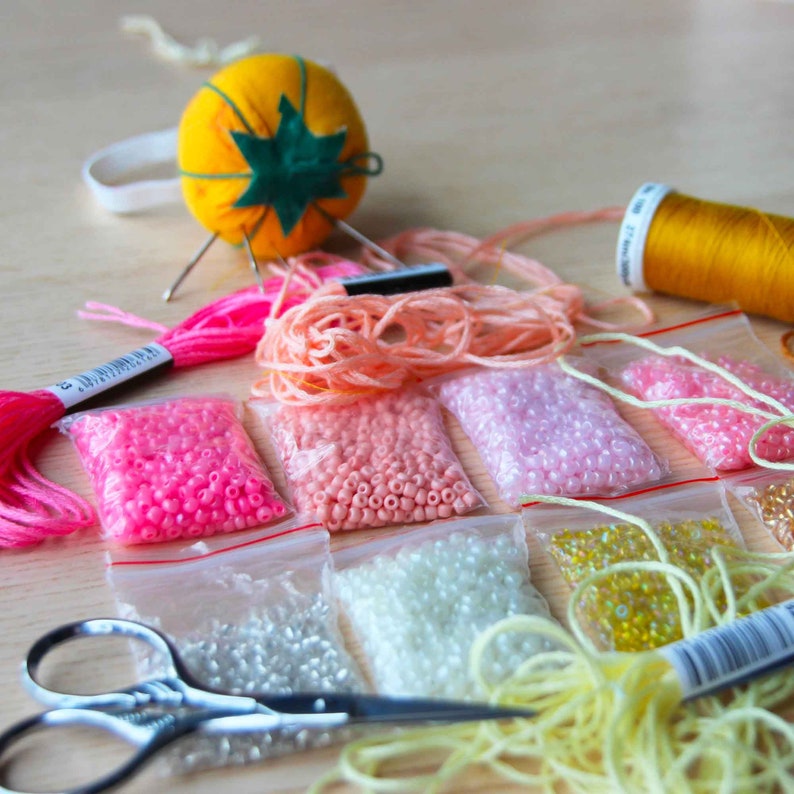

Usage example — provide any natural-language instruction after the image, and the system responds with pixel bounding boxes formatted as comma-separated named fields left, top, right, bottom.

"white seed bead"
left=335, top=525, right=556, bottom=699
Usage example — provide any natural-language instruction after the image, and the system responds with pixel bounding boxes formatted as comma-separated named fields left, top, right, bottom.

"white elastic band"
left=82, top=127, right=182, bottom=214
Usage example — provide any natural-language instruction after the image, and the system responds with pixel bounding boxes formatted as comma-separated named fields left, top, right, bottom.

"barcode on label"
left=45, top=343, right=174, bottom=410
left=659, top=600, right=794, bottom=699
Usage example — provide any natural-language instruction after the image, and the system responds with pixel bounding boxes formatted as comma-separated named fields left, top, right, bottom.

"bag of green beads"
left=523, top=479, right=746, bottom=652
left=106, top=521, right=367, bottom=774
left=724, top=467, right=794, bottom=552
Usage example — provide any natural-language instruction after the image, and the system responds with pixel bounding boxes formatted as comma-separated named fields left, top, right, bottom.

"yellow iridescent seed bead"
left=548, top=518, right=741, bottom=652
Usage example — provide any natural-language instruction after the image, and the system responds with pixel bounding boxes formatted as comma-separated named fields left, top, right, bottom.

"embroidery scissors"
left=0, top=617, right=534, bottom=794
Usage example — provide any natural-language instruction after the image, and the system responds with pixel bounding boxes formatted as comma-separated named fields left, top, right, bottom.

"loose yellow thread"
left=311, top=496, right=794, bottom=794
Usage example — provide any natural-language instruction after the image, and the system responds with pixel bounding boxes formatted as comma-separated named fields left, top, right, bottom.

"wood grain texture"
left=1, top=1, right=794, bottom=791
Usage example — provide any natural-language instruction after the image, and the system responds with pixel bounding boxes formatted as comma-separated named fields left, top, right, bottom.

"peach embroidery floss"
left=253, top=224, right=652, bottom=405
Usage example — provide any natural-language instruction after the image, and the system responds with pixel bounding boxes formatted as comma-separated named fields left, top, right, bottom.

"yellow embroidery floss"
left=617, top=183, right=794, bottom=323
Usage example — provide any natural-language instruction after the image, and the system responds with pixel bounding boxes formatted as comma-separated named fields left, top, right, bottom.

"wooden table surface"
left=2, top=1, right=794, bottom=791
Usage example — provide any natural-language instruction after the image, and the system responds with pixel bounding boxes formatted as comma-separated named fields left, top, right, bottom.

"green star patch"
left=231, top=94, right=350, bottom=235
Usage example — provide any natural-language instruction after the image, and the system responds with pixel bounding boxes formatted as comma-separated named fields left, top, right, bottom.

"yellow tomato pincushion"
left=177, top=53, right=381, bottom=258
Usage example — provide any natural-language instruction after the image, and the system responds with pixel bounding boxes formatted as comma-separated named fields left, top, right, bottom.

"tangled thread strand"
left=312, top=519, right=794, bottom=794
left=254, top=227, right=652, bottom=405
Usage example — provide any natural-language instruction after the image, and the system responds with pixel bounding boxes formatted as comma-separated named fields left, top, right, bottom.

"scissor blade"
left=258, top=692, right=534, bottom=724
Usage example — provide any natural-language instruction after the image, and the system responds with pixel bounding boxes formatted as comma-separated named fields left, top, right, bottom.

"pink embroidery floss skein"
left=0, top=255, right=363, bottom=549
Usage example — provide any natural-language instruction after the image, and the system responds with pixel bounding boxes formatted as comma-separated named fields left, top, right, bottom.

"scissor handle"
left=0, top=705, right=212, bottom=794
left=23, top=618, right=206, bottom=710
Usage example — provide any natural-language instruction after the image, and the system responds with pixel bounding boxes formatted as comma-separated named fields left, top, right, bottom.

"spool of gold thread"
left=616, top=182, right=794, bottom=323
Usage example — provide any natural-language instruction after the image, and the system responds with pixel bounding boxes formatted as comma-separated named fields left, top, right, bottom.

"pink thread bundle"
left=430, top=364, right=663, bottom=506
left=259, top=388, right=483, bottom=531
left=0, top=253, right=361, bottom=549
left=622, top=355, right=794, bottom=471
left=61, top=396, right=289, bottom=544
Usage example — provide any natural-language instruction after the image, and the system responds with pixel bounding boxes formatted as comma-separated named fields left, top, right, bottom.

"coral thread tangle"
left=254, top=219, right=651, bottom=405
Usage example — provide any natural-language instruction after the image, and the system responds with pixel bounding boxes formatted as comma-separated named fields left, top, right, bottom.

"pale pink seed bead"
left=437, top=503, right=453, bottom=518
left=424, top=505, right=438, bottom=520
left=383, top=494, right=400, bottom=511
left=462, top=491, right=480, bottom=508
left=453, top=497, right=468, bottom=513
left=313, top=491, right=331, bottom=505
left=426, top=490, right=441, bottom=507
left=316, top=504, right=331, bottom=523
left=403, top=481, right=418, bottom=499
left=376, top=507, right=390, bottom=523
left=415, top=489, right=428, bottom=506
left=337, top=488, right=354, bottom=506
left=326, top=519, right=343, bottom=531
left=374, top=482, right=389, bottom=498
left=413, top=506, right=426, bottom=522
left=392, top=509, right=407, bottom=524
left=331, top=502, right=348, bottom=522
left=388, top=478, right=405, bottom=495
left=453, top=480, right=468, bottom=494
left=399, top=496, right=414, bottom=512
left=362, top=507, right=376, bottom=525
left=369, top=494, right=384, bottom=510
left=440, top=487, right=456, bottom=504
left=352, top=492, right=368, bottom=509
left=348, top=506, right=363, bottom=525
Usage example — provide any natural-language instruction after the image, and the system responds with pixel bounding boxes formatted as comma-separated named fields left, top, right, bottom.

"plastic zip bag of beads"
left=524, top=478, right=747, bottom=652
left=426, top=362, right=665, bottom=506
left=332, top=514, right=557, bottom=699
left=106, top=520, right=367, bottom=773
left=581, top=306, right=794, bottom=472
left=58, top=394, right=291, bottom=544
left=252, top=386, right=484, bottom=531
left=723, top=467, right=794, bottom=551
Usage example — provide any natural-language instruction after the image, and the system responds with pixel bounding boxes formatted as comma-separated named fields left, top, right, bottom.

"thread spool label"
left=45, top=343, right=174, bottom=411
left=658, top=599, right=794, bottom=700
left=616, top=182, right=674, bottom=291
